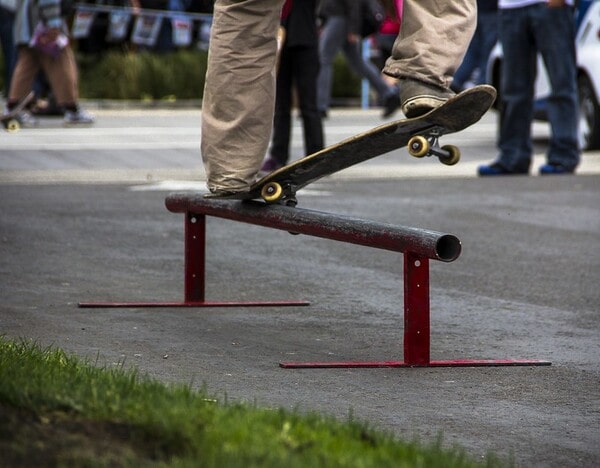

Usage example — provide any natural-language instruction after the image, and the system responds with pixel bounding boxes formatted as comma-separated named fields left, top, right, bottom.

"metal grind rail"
left=80, top=194, right=550, bottom=368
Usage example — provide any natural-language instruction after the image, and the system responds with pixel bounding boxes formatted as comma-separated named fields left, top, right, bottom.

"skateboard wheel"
left=408, top=135, right=429, bottom=158
left=440, top=145, right=460, bottom=166
left=6, top=119, right=20, bottom=133
left=261, top=182, right=284, bottom=203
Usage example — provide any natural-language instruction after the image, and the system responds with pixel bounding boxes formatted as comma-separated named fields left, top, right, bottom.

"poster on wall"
left=71, top=10, right=96, bottom=38
left=172, top=17, right=192, bottom=47
left=107, top=11, right=132, bottom=42
left=131, top=15, right=162, bottom=46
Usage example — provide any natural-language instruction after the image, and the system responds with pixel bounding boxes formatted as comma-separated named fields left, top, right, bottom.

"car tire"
left=578, top=73, right=600, bottom=151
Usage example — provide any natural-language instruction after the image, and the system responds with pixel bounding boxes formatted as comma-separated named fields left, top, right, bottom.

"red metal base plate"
left=79, top=300, right=310, bottom=308
left=279, top=359, right=551, bottom=368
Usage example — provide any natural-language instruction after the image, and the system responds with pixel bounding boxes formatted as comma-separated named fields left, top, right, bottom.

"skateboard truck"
left=408, top=130, right=460, bottom=166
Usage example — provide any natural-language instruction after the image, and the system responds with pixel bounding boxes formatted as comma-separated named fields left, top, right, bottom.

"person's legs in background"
left=266, top=44, right=295, bottom=171
left=294, top=45, right=324, bottom=156
left=316, top=16, right=346, bottom=117
left=341, top=39, right=400, bottom=118
left=532, top=4, right=579, bottom=173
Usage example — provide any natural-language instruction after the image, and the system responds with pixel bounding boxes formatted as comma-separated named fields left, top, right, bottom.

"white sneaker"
left=14, top=110, right=39, bottom=127
left=64, top=108, right=94, bottom=125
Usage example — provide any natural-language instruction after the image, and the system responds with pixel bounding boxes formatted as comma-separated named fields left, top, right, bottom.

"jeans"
left=498, top=4, right=579, bottom=172
left=453, top=10, right=498, bottom=89
left=317, top=16, right=394, bottom=112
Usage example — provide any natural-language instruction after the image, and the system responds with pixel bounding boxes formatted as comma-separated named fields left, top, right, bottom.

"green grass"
left=0, top=337, right=506, bottom=467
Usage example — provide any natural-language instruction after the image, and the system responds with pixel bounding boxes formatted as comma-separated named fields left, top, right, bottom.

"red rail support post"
left=79, top=201, right=310, bottom=308
left=185, top=212, right=205, bottom=303
left=404, top=253, right=431, bottom=366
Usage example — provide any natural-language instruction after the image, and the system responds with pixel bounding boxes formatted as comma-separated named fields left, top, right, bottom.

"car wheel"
left=578, top=73, right=600, bottom=151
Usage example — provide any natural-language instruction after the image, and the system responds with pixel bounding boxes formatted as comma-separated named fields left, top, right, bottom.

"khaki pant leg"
left=8, top=47, right=40, bottom=101
left=9, top=46, right=79, bottom=106
left=201, top=0, right=284, bottom=192
left=383, top=0, right=477, bottom=89
left=40, top=45, right=79, bottom=106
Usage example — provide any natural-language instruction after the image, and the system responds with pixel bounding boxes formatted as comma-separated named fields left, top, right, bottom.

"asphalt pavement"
left=1, top=105, right=599, bottom=467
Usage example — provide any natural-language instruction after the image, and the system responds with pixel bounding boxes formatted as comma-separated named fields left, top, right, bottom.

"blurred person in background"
left=0, top=0, right=16, bottom=96
left=478, top=0, right=579, bottom=176
left=6, top=0, right=94, bottom=125
left=317, top=0, right=401, bottom=119
left=260, top=0, right=324, bottom=173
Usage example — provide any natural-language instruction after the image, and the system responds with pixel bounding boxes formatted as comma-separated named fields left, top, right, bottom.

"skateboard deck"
left=1, top=92, right=35, bottom=132
left=206, top=85, right=496, bottom=204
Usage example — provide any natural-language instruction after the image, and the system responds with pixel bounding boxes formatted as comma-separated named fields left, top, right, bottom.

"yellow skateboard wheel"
left=261, top=182, right=284, bottom=203
left=440, top=145, right=460, bottom=166
left=408, top=135, right=429, bottom=158
left=6, top=119, right=20, bottom=133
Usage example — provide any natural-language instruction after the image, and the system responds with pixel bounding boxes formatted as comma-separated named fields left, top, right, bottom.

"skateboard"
left=206, top=85, right=496, bottom=205
left=1, top=92, right=35, bottom=132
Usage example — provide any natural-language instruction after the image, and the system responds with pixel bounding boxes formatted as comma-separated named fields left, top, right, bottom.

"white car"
left=487, top=0, right=600, bottom=151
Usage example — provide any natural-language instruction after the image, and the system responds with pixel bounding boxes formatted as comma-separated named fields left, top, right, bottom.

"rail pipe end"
left=435, top=235, right=462, bottom=262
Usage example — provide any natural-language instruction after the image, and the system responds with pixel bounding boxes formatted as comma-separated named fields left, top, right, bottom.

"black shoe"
left=478, top=162, right=529, bottom=176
